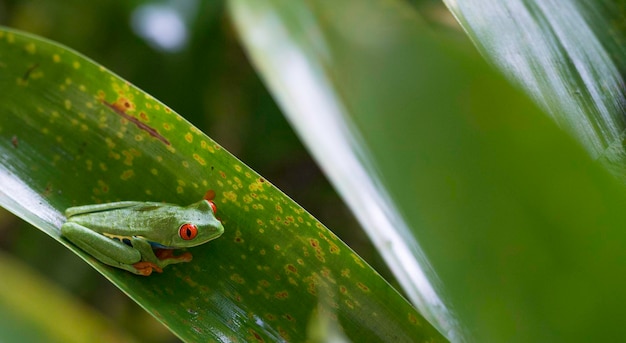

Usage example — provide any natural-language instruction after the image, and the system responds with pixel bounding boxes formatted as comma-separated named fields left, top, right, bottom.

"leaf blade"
left=0, top=26, right=446, bottom=342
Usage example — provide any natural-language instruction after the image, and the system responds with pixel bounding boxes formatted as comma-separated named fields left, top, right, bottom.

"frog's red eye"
left=208, top=200, right=217, bottom=214
left=179, top=223, right=198, bottom=240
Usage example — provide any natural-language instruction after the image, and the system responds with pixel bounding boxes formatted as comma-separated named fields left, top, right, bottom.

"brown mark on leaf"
left=11, top=135, right=18, bottom=148
left=285, top=264, right=298, bottom=275
left=22, top=63, right=39, bottom=81
left=77, top=141, right=87, bottom=155
left=274, top=290, right=289, bottom=300
left=102, top=97, right=170, bottom=145
left=43, top=183, right=52, bottom=197
left=339, top=285, right=347, bottom=294
left=250, top=329, right=265, bottom=343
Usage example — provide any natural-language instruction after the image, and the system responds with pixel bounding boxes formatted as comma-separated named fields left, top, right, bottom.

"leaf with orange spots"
left=0, top=27, right=445, bottom=342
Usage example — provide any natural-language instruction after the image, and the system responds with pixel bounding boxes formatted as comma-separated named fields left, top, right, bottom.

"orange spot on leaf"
left=357, top=282, right=370, bottom=292
left=274, top=291, right=289, bottom=299
left=285, top=264, right=298, bottom=274
left=250, top=330, right=264, bottom=343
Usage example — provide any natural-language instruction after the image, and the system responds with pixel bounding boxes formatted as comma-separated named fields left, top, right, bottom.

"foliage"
left=0, top=26, right=443, bottom=342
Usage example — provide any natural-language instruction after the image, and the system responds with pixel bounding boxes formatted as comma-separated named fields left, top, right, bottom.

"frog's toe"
left=133, top=261, right=163, bottom=275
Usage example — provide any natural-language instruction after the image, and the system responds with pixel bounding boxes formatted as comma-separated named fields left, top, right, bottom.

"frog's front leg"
left=61, top=222, right=154, bottom=275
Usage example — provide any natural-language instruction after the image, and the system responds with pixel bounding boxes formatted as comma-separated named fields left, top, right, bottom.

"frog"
left=60, top=198, right=224, bottom=276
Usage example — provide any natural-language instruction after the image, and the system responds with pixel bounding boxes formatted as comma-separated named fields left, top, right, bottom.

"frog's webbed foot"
left=132, top=261, right=163, bottom=276
left=155, top=249, right=192, bottom=267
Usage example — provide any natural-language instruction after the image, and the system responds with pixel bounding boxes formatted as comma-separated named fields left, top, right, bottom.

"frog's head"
left=170, top=199, right=224, bottom=248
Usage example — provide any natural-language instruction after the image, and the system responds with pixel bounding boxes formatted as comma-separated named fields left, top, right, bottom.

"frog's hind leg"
left=155, top=249, right=193, bottom=267
left=129, top=238, right=192, bottom=270
left=61, top=222, right=151, bottom=275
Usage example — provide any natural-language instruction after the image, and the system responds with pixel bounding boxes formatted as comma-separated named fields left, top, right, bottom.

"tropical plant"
left=2, top=0, right=626, bottom=342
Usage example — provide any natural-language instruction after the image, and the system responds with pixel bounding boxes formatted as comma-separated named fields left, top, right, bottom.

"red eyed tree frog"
left=61, top=198, right=224, bottom=276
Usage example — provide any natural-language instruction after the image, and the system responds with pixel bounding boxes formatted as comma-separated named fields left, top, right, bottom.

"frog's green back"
left=66, top=200, right=223, bottom=248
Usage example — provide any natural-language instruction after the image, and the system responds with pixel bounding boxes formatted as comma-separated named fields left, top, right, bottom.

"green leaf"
left=443, top=1, right=626, bottom=173
left=231, top=0, right=626, bottom=341
left=0, top=249, right=137, bottom=343
left=0, top=27, right=445, bottom=341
